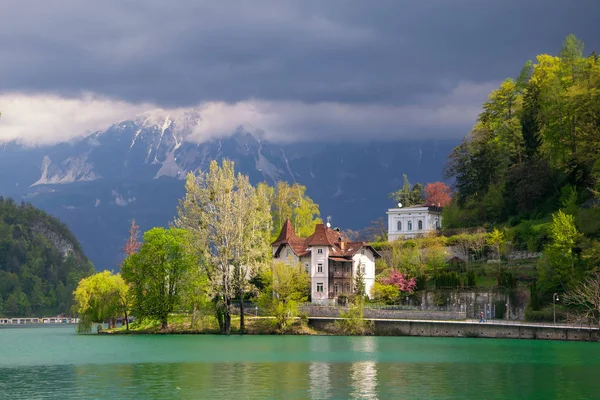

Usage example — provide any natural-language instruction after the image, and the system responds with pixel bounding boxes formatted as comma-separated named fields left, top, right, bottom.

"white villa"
left=272, top=219, right=380, bottom=305
left=387, top=205, right=442, bottom=241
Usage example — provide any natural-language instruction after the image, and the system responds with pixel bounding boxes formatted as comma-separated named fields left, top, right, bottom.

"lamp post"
left=553, top=293, right=559, bottom=325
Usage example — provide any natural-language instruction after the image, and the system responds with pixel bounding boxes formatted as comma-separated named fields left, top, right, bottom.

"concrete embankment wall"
left=308, top=318, right=600, bottom=342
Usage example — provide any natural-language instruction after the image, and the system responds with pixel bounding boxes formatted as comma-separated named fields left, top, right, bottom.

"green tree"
left=389, top=174, right=424, bottom=207
left=73, top=271, right=129, bottom=333
left=539, top=210, right=582, bottom=292
left=486, top=227, right=507, bottom=261
left=271, top=182, right=321, bottom=240
left=176, top=160, right=271, bottom=334
left=121, top=227, right=194, bottom=330
left=257, top=261, right=310, bottom=331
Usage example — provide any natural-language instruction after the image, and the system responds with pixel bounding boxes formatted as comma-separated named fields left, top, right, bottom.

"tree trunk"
left=223, top=296, right=231, bottom=335
left=239, top=287, right=245, bottom=334
left=124, top=309, right=129, bottom=331
left=191, top=303, right=197, bottom=329
left=161, top=319, right=168, bottom=330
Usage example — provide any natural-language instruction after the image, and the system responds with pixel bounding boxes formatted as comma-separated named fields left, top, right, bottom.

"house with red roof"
left=272, top=219, right=380, bottom=305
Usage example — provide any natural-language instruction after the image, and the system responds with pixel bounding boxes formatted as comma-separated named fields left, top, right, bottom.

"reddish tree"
left=425, top=182, right=452, bottom=207
left=382, top=270, right=417, bottom=293
left=122, top=219, right=141, bottom=257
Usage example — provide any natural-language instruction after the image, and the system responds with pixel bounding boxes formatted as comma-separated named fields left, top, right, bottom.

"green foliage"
left=524, top=305, right=567, bottom=322
left=335, top=299, right=373, bottom=336
left=270, top=181, right=322, bottom=240
left=121, top=227, right=195, bottom=329
left=256, top=261, right=310, bottom=332
left=73, top=271, right=129, bottom=333
left=529, top=281, right=540, bottom=311
left=389, top=174, right=424, bottom=207
left=538, top=210, right=583, bottom=292
left=494, top=301, right=507, bottom=319
left=446, top=34, right=600, bottom=228
left=434, top=271, right=461, bottom=288
left=370, top=282, right=400, bottom=304
left=465, top=270, right=477, bottom=287
left=0, top=197, right=94, bottom=317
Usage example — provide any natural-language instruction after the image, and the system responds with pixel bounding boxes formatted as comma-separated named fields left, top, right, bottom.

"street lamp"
left=553, top=293, right=559, bottom=325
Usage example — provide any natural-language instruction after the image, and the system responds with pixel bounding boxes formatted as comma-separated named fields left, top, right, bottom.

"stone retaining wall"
left=308, top=318, right=600, bottom=342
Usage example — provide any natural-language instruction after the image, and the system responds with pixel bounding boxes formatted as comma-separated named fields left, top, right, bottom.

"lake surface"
left=1, top=325, right=599, bottom=399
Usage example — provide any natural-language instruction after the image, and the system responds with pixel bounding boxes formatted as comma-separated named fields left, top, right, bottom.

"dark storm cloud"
left=2, top=0, right=598, bottom=106
left=0, top=0, right=599, bottom=145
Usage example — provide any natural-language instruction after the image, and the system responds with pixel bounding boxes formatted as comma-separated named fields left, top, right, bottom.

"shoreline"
left=97, top=317, right=600, bottom=342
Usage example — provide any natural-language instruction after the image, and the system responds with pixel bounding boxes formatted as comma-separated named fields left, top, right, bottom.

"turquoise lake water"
left=0, top=325, right=599, bottom=399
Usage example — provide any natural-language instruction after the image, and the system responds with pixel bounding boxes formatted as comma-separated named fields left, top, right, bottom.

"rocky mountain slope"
left=0, top=110, right=456, bottom=269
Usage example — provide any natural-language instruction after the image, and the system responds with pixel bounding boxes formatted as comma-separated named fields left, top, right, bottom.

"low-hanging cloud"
left=0, top=81, right=497, bottom=146
left=0, top=93, right=153, bottom=146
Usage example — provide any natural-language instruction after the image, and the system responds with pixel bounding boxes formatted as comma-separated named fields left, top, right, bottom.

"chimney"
left=339, top=236, right=345, bottom=251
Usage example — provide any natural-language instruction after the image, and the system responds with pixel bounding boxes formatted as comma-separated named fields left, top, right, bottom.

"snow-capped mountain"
left=0, top=111, right=457, bottom=269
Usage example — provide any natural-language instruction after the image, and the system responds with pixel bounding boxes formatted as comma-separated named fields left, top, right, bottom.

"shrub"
left=524, top=305, right=567, bottom=322
left=335, top=301, right=374, bottom=336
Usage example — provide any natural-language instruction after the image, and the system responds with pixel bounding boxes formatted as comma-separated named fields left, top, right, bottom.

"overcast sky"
left=1, top=0, right=599, bottom=146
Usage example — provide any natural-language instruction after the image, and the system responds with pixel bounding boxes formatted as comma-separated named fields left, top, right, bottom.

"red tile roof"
left=272, top=221, right=381, bottom=260
left=271, top=219, right=298, bottom=247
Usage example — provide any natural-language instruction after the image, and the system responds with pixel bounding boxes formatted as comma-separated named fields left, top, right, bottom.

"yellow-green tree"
left=257, top=261, right=309, bottom=331
left=271, top=181, right=321, bottom=240
left=486, top=227, right=507, bottom=261
left=176, top=160, right=272, bottom=334
left=539, top=210, right=582, bottom=292
left=73, top=271, right=129, bottom=333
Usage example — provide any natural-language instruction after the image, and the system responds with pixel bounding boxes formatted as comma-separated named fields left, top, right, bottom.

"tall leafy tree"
left=121, top=227, right=194, bottom=330
left=271, top=182, right=321, bottom=240
left=176, top=160, right=271, bottom=334
left=389, top=174, right=425, bottom=207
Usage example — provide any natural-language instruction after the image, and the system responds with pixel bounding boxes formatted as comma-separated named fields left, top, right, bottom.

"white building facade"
left=272, top=220, right=380, bottom=305
left=387, top=205, right=442, bottom=241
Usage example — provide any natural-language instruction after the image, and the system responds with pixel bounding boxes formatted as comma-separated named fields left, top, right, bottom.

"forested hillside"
left=446, top=34, right=600, bottom=226
left=444, top=35, right=600, bottom=316
left=0, top=197, right=94, bottom=317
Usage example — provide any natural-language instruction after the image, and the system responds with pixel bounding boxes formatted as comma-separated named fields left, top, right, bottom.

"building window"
left=346, top=283, right=351, bottom=292
left=317, top=282, right=324, bottom=292
left=334, top=284, right=339, bottom=294
left=408, top=221, right=412, bottom=231
left=360, top=262, right=365, bottom=274
left=304, top=263, right=309, bottom=272
left=418, top=220, right=423, bottom=230
left=317, top=248, right=323, bottom=254
left=397, top=221, right=402, bottom=231
left=317, top=263, right=323, bottom=273
left=361, top=249, right=365, bottom=255
left=334, top=264, right=338, bottom=272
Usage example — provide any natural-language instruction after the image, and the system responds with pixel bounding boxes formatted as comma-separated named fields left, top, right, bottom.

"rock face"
left=0, top=111, right=457, bottom=269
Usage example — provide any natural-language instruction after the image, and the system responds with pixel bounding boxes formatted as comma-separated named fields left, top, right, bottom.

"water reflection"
left=309, top=362, right=331, bottom=400
left=350, top=361, right=378, bottom=400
